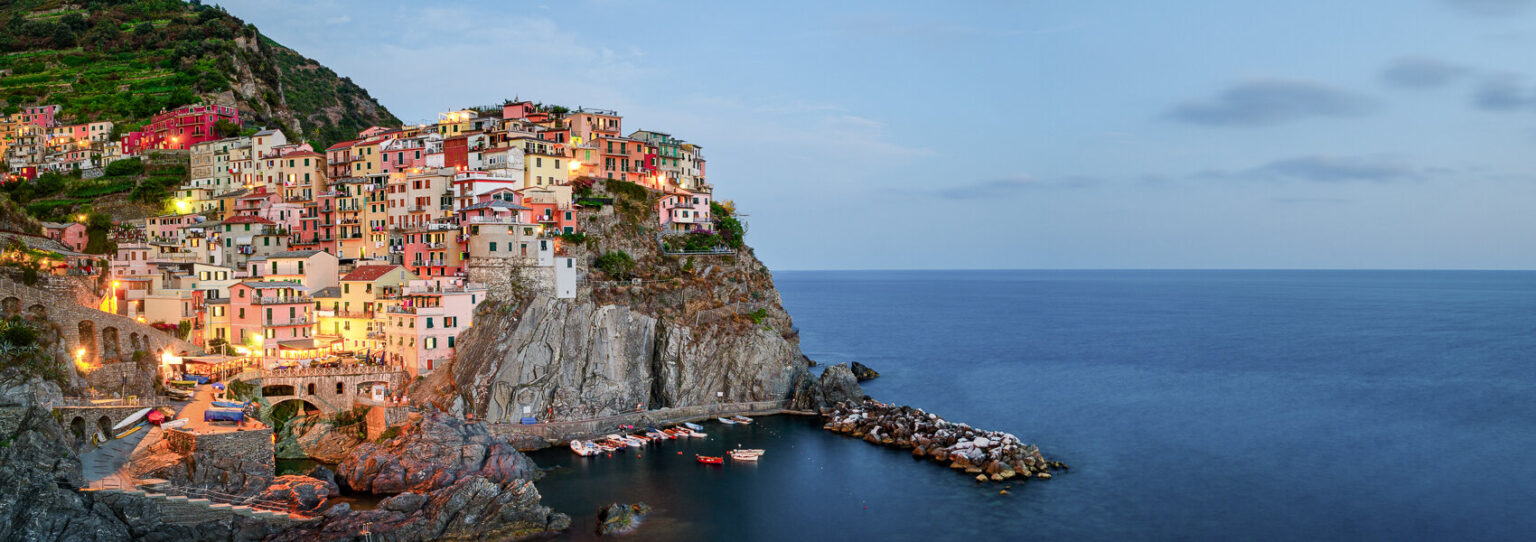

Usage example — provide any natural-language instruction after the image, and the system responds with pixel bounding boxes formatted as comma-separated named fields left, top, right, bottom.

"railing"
left=265, top=317, right=310, bottom=326
left=260, top=365, right=403, bottom=378
left=253, top=296, right=312, bottom=305
left=56, top=395, right=168, bottom=407
left=485, top=400, right=790, bottom=441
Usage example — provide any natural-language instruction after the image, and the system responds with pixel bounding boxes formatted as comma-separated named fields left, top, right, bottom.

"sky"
left=215, top=0, right=1536, bottom=270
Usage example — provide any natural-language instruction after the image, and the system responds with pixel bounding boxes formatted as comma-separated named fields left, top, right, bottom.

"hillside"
left=0, top=0, right=398, bottom=147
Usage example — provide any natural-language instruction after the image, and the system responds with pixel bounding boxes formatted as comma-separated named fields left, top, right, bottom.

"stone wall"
left=151, top=428, right=274, bottom=495
left=0, top=277, right=198, bottom=368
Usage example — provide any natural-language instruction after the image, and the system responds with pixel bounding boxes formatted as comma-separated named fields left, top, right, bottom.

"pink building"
left=227, top=281, right=313, bottom=366
left=123, top=104, right=240, bottom=154
left=383, top=279, right=486, bottom=376
left=41, top=222, right=87, bottom=252
left=658, top=189, right=712, bottom=232
left=22, top=105, right=59, bottom=128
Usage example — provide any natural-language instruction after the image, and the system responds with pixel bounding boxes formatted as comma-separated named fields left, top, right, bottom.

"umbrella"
left=213, top=382, right=226, bottom=391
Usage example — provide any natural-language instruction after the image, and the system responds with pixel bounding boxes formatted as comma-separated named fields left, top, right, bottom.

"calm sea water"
left=529, top=270, right=1536, bottom=541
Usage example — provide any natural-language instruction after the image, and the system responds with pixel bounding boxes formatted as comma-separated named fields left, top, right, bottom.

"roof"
left=461, top=200, right=531, bottom=211
left=326, top=140, right=358, bottom=150
left=342, top=265, right=402, bottom=282
left=253, top=129, right=281, bottom=136
left=268, top=249, right=324, bottom=259
left=312, top=286, right=341, bottom=298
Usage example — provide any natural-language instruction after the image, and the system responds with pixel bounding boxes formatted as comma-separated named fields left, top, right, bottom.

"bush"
left=104, top=157, right=143, bottom=177
left=559, top=231, right=587, bottom=245
left=594, top=250, right=635, bottom=280
left=717, top=215, right=745, bottom=249
left=748, top=308, right=769, bottom=324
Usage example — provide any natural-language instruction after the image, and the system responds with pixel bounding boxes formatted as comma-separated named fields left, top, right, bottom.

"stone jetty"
left=822, top=399, right=1064, bottom=482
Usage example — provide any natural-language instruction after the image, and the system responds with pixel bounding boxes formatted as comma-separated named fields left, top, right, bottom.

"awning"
left=277, top=337, right=341, bottom=350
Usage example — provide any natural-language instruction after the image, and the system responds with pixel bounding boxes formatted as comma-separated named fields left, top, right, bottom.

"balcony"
left=252, top=295, right=312, bottom=305
left=265, top=317, right=311, bottom=326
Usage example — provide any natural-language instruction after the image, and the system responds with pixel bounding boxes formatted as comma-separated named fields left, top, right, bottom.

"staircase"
left=82, top=479, right=315, bottom=526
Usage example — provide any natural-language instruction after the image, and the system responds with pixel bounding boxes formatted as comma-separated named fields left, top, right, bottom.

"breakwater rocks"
left=597, top=502, right=651, bottom=536
left=822, top=399, right=1064, bottom=482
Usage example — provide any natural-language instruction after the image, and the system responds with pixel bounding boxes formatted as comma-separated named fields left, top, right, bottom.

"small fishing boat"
left=717, top=417, right=739, bottom=424
left=111, top=408, right=152, bottom=434
left=731, top=415, right=754, bottom=424
left=729, top=450, right=761, bottom=461
left=161, top=418, right=189, bottom=429
left=684, top=422, right=705, bottom=431
left=570, top=440, right=600, bottom=456
left=734, top=448, right=766, bottom=456
left=644, top=428, right=669, bottom=440
left=116, top=423, right=146, bottom=439
left=696, top=454, right=724, bottom=465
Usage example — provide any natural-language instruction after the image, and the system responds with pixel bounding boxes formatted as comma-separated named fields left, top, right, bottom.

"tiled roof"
left=341, top=265, right=401, bottom=282
left=223, top=216, right=273, bottom=225
left=268, top=250, right=324, bottom=259
left=461, top=200, right=531, bottom=211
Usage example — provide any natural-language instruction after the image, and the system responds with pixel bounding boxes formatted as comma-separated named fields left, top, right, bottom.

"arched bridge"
left=248, top=366, right=408, bottom=416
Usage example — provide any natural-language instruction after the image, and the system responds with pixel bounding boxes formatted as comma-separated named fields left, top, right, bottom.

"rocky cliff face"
left=448, top=296, right=807, bottom=422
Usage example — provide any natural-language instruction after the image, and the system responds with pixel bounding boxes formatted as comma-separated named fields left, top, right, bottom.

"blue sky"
left=217, top=0, right=1536, bottom=270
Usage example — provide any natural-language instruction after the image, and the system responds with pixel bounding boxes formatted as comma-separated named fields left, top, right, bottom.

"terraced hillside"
left=0, top=0, right=398, bottom=147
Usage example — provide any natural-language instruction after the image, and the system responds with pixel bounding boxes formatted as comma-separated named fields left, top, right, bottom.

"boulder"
left=597, top=501, right=652, bottom=535
left=336, top=411, right=539, bottom=495
left=849, top=361, right=880, bottom=381
left=259, top=475, right=331, bottom=514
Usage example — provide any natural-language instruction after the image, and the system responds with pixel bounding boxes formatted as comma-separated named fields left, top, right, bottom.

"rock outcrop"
left=850, top=361, right=880, bottom=381
left=335, top=411, right=540, bottom=495
left=258, top=475, right=334, bottom=514
left=448, top=295, right=807, bottom=423
left=789, top=363, right=866, bottom=411
left=597, top=501, right=651, bottom=536
left=822, top=399, right=1064, bottom=482
left=274, top=476, right=570, bottom=542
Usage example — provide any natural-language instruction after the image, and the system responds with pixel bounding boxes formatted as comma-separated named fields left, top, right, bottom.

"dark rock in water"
left=335, top=411, right=540, bottom=495
left=850, top=361, right=880, bottom=381
left=306, top=464, right=341, bottom=497
left=789, top=363, right=865, bottom=411
left=597, top=501, right=651, bottom=535
left=821, top=399, right=1059, bottom=484
left=259, top=474, right=331, bottom=513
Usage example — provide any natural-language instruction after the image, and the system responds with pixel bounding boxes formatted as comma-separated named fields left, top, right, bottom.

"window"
left=289, top=307, right=296, bottom=319
left=489, top=242, right=496, bottom=252
left=238, top=308, right=245, bottom=318
left=336, top=382, right=344, bottom=394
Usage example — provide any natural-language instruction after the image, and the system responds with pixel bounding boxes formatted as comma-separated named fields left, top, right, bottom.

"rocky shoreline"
left=822, top=399, right=1066, bottom=482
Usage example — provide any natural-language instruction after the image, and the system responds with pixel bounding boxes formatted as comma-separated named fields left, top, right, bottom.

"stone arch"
left=262, top=384, right=295, bottom=396
left=70, top=416, right=87, bottom=443
left=1, top=296, right=18, bottom=316
left=100, top=326, right=120, bottom=361
left=77, top=321, right=96, bottom=358
left=24, top=304, right=45, bottom=322
left=270, top=398, right=321, bottom=418
left=96, top=416, right=114, bottom=439
left=129, top=332, right=141, bottom=353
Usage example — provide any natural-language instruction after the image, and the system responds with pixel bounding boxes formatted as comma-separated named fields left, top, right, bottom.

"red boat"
left=696, top=454, right=724, bottom=465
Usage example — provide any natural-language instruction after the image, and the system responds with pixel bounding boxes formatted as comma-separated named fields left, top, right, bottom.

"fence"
left=56, top=396, right=168, bottom=407
left=486, top=399, right=790, bottom=441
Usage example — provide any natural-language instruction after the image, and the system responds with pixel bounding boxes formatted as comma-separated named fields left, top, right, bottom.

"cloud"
left=1379, top=57, right=1471, bottom=89
left=932, top=176, right=1099, bottom=199
left=1472, top=74, right=1536, bottom=110
left=1439, top=0, right=1535, bottom=16
left=1164, top=79, right=1377, bottom=127
left=1246, top=155, right=1423, bottom=183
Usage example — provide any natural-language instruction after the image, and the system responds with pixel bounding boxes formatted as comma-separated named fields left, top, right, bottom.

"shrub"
left=747, top=308, right=769, bottom=324
left=594, top=250, right=636, bottom=280
left=559, top=231, right=587, bottom=245
left=104, top=157, right=143, bottom=177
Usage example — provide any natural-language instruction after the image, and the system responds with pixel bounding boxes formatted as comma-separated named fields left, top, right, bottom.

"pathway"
left=80, top=424, right=155, bottom=488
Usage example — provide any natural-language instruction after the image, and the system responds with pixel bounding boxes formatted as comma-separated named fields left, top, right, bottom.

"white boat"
left=570, top=440, right=600, bottom=456
left=683, top=422, right=705, bottom=431
left=161, top=418, right=189, bottom=429
left=717, top=417, right=739, bottom=424
left=734, top=448, right=766, bottom=456
left=731, top=415, right=754, bottom=424
left=729, top=450, right=762, bottom=461
left=111, top=408, right=152, bottom=433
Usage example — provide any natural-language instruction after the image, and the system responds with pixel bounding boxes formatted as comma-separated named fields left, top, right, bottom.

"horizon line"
left=770, top=267, right=1536, bottom=272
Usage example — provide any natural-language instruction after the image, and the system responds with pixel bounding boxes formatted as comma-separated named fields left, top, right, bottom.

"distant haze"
left=217, top=0, right=1536, bottom=270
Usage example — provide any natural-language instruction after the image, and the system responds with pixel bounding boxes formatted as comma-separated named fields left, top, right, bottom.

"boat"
left=623, top=436, right=646, bottom=447
left=733, top=448, right=766, bottom=456
left=211, top=401, right=248, bottom=409
left=696, top=454, right=724, bottom=465
left=644, top=428, right=669, bottom=440
left=111, top=408, right=152, bottom=433
left=161, top=418, right=189, bottom=429
left=570, top=440, right=600, bottom=456
left=729, top=450, right=761, bottom=461
left=115, top=423, right=145, bottom=439
left=683, top=422, right=705, bottom=431
left=717, top=417, right=739, bottom=424
left=731, top=415, right=754, bottom=424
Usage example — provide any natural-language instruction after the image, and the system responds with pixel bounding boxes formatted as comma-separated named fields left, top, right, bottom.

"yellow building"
left=315, top=265, right=417, bottom=353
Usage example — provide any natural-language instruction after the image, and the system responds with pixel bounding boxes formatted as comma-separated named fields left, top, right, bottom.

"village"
left=1, top=98, right=723, bottom=387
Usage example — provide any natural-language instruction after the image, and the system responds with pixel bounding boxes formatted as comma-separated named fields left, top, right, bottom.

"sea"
left=527, top=270, right=1536, bottom=541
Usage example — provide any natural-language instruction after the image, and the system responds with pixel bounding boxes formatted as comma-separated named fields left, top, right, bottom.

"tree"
left=51, top=24, right=76, bottom=48
left=594, top=250, right=636, bottom=280
left=214, top=119, right=240, bottom=138
left=84, top=212, right=115, bottom=254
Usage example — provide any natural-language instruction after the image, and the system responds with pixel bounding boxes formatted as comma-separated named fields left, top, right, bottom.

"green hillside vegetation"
left=1, top=154, right=186, bottom=221
left=0, top=0, right=399, bottom=147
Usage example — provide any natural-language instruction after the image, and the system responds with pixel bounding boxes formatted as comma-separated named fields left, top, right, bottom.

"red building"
left=443, top=136, right=469, bottom=170
left=123, top=104, right=241, bottom=154
left=21, top=105, right=59, bottom=128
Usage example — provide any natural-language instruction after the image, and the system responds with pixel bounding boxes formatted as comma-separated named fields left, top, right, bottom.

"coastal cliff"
left=429, top=181, right=813, bottom=424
